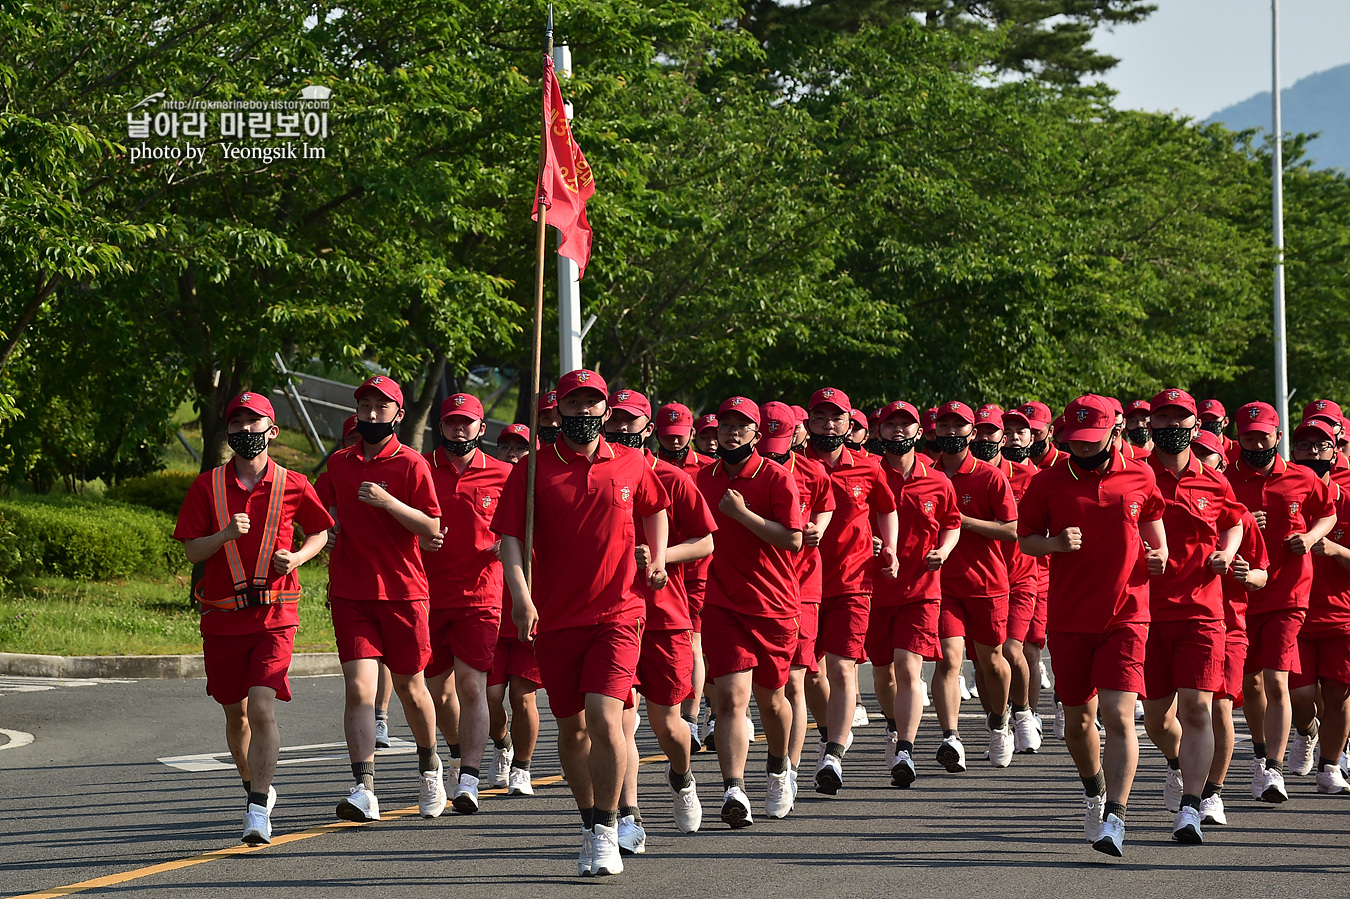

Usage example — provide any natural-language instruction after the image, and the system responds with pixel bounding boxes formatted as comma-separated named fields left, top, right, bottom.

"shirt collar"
left=1066, top=447, right=1126, bottom=481
left=553, top=435, right=616, bottom=466
left=712, top=450, right=766, bottom=480
left=361, top=435, right=403, bottom=462
left=1235, top=453, right=1287, bottom=479
left=432, top=446, right=484, bottom=470
left=228, top=458, right=277, bottom=491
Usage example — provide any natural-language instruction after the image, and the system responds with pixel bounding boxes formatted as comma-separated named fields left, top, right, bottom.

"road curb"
left=0, top=652, right=342, bottom=679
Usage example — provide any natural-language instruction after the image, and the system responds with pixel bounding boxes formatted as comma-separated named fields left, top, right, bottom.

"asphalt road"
left=3, top=672, right=1350, bottom=899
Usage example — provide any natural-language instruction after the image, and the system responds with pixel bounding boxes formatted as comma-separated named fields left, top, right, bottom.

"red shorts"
left=938, top=593, right=1008, bottom=647
left=866, top=601, right=941, bottom=665
left=1243, top=608, right=1305, bottom=675
left=331, top=597, right=431, bottom=676
left=817, top=593, right=869, bottom=662
left=1143, top=618, right=1226, bottom=698
left=791, top=602, right=820, bottom=672
left=636, top=628, right=695, bottom=707
left=1006, top=589, right=1037, bottom=644
left=426, top=604, right=499, bottom=676
left=1291, top=625, right=1350, bottom=690
left=533, top=620, right=641, bottom=719
left=702, top=603, right=796, bottom=690
left=1047, top=624, right=1147, bottom=707
left=1217, top=628, right=1248, bottom=705
left=488, top=636, right=542, bottom=688
left=1026, top=592, right=1048, bottom=648
left=203, top=627, right=295, bottom=705
left=687, top=580, right=706, bottom=633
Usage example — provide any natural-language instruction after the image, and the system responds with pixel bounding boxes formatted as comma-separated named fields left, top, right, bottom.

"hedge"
left=106, top=471, right=196, bottom=517
left=0, top=495, right=186, bottom=581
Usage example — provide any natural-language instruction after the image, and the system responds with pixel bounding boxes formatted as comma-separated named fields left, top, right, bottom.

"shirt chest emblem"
left=923, top=500, right=934, bottom=515
left=961, top=494, right=973, bottom=506
left=1128, top=501, right=1141, bottom=518
left=481, top=494, right=494, bottom=510
left=620, top=485, right=632, bottom=503
left=851, top=485, right=863, bottom=500
left=1289, top=501, right=1301, bottom=516
left=1196, top=496, right=1209, bottom=512
left=1335, top=527, right=1345, bottom=542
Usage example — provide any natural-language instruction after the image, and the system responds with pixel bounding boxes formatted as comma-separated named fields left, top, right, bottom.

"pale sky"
left=1089, top=0, right=1350, bottom=119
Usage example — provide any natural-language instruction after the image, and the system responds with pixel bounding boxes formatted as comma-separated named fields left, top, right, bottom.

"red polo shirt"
left=1147, top=452, right=1244, bottom=622
left=635, top=452, right=716, bottom=631
left=996, top=456, right=1040, bottom=596
left=673, top=449, right=715, bottom=595
left=325, top=437, right=441, bottom=602
left=874, top=455, right=961, bottom=606
left=937, top=452, right=1017, bottom=600
left=1308, top=481, right=1350, bottom=632
left=1018, top=452, right=1165, bottom=634
left=805, top=445, right=896, bottom=598
left=1222, top=508, right=1268, bottom=633
left=696, top=451, right=804, bottom=619
left=777, top=452, right=835, bottom=605
left=492, top=437, right=669, bottom=632
left=1225, top=455, right=1335, bottom=614
left=422, top=447, right=512, bottom=610
left=175, top=461, right=333, bottom=636
left=1034, top=445, right=1066, bottom=470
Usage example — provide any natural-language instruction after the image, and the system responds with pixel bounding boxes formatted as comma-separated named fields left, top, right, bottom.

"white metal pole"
left=554, top=44, right=583, bottom=374
left=1271, top=0, right=1290, bottom=458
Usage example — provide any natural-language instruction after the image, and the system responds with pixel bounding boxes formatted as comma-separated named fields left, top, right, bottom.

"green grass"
left=0, top=563, right=336, bottom=656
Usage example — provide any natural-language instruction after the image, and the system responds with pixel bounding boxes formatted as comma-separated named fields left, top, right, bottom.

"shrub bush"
left=0, top=495, right=186, bottom=580
left=106, top=471, right=197, bottom=517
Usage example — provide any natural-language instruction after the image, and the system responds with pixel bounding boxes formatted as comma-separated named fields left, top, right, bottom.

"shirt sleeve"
left=172, top=473, right=215, bottom=542
left=293, top=475, right=336, bottom=535
left=407, top=455, right=442, bottom=518
left=634, top=462, right=671, bottom=518
left=1016, top=472, right=1050, bottom=538
left=867, top=464, right=897, bottom=514
left=1216, top=480, right=1243, bottom=531
left=1243, top=510, right=1270, bottom=569
left=769, top=467, right=804, bottom=531
left=989, top=470, right=1019, bottom=522
left=676, top=473, right=717, bottom=537
left=1140, top=477, right=1166, bottom=523
left=314, top=470, right=334, bottom=507
left=937, top=479, right=962, bottom=531
left=813, top=467, right=837, bottom=513
left=1309, top=477, right=1336, bottom=522
left=490, top=461, right=528, bottom=541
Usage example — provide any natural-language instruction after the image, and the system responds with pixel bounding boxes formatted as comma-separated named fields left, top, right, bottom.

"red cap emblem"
left=577, top=371, right=590, bottom=382
left=240, top=393, right=252, bottom=402
left=547, top=391, right=557, bottom=403
left=768, top=420, right=780, bottom=433
left=1167, top=390, right=1179, bottom=400
left=979, top=410, right=990, bottom=419
left=372, top=377, right=383, bottom=384
left=1077, top=409, right=1090, bottom=422
left=617, top=391, right=629, bottom=401
left=731, top=397, right=743, bottom=406
left=1317, top=401, right=1327, bottom=410
left=668, top=411, right=679, bottom=422
left=1249, top=408, right=1261, bottom=419
left=824, top=389, right=835, bottom=399
left=454, top=395, right=465, bottom=406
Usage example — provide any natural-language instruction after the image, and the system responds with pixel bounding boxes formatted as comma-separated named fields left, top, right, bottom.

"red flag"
left=532, top=54, right=595, bottom=278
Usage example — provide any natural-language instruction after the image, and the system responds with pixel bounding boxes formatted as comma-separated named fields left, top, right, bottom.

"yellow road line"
left=8, top=754, right=671, bottom=899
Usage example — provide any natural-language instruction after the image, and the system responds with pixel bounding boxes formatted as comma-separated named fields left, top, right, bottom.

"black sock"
left=619, top=804, right=642, bottom=825
left=493, top=735, right=512, bottom=751
left=1180, top=793, right=1201, bottom=810
left=1202, top=781, right=1223, bottom=799
left=723, top=777, right=745, bottom=791
left=942, top=729, right=957, bottom=739
left=826, top=741, right=846, bottom=760
left=988, top=710, right=1008, bottom=731
left=595, top=808, right=618, bottom=829
left=511, top=758, right=532, bottom=772
left=247, top=790, right=269, bottom=809
left=1266, top=758, right=1284, bottom=774
left=897, top=740, right=914, bottom=754
left=242, top=780, right=252, bottom=795
left=1103, top=800, right=1126, bottom=822
left=668, top=766, right=693, bottom=791
left=1320, top=756, right=1339, bottom=772
left=1082, top=769, right=1106, bottom=797
left=682, top=713, right=697, bottom=726
left=767, top=753, right=789, bottom=774
left=1253, top=741, right=1267, bottom=759
left=816, top=722, right=827, bottom=739
left=580, top=806, right=594, bottom=829
left=1166, top=755, right=1182, bottom=770
left=461, top=765, right=480, bottom=780
left=375, top=708, right=389, bottom=722
left=353, top=760, right=375, bottom=792
left=1299, top=719, right=1319, bottom=737
left=448, top=742, right=461, bottom=760
left=1012, top=703, right=1030, bottom=714
left=416, top=745, right=438, bottom=773
left=884, top=717, right=897, bottom=733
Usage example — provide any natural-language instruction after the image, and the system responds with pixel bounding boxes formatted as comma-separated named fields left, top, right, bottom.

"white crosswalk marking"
left=159, top=737, right=418, bottom=773
left=0, top=675, right=135, bottom=697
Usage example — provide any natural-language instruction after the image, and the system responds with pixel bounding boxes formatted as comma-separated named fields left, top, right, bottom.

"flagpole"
left=524, top=6, right=554, bottom=591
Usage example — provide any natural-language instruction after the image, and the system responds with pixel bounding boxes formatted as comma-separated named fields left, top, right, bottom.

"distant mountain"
left=1207, top=62, right=1349, bottom=172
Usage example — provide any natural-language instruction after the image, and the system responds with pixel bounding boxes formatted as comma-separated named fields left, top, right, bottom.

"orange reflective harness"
left=195, top=462, right=301, bottom=613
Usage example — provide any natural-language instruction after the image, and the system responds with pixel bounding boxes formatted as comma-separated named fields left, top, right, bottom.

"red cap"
left=1052, top=414, right=1067, bottom=439
left=1062, top=395, right=1116, bottom=441
left=974, top=404, right=1004, bottom=430
left=849, top=409, right=869, bottom=432
left=1107, top=396, right=1124, bottom=417
left=878, top=400, right=920, bottom=425
left=1199, top=399, right=1226, bottom=421
left=225, top=391, right=276, bottom=421
left=656, top=402, right=694, bottom=437
left=499, top=423, right=531, bottom=443
left=1192, top=429, right=1225, bottom=457
left=924, top=407, right=939, bottom=435
left=1294, top=418, right=1336, bottom=444
left=1302, top=399, right=1343, bottom=428
left=537, top=389, right=559, bottom=413
left=1125, top=399, right=1151, bottom=415
left=868, top=407, right=883, bottom=430
left=341, top=415, right=358, bottom=440
left=608, top=388, right=651, bottom=420
left=760, top=401, right=796, bottom=454
left=1019, top=402, right=1053, bottom=430
left=1236, top=401, right=1280, bottom=434
left=355, top=375, right=402, bottom=406
left=1002, top=408, right=1031, bottom=430
left=791, top=405, right=808, bottom=424
left=1148, top=388, right=1197, bottom=417
left=694, top=413, right=718, bottom=434
left=719, top=396, right=761, bottom=427
left=935, top=400, right=975, bottom=425
left=808, top=387, right=850, bottom=413
left=556, top=369, right=608, bottom=403
left=440, top=393, right=484, bottom=421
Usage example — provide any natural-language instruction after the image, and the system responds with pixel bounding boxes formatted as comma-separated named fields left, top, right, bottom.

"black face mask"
left=1296, top=457, right=1334, bottom=478
left=844, top=439, right=864, bottom=452
left=879, top=435, right=918, bottom=456
left=1028, top=437, right=1049, bottom=459
left=810, top=432, right=847, bottom=453
left=560, top=415, right=605, bottom=445
left=1241, top=445, right=1280, bottom=468
left=1126, top=427, right=1151, bottom=448
left=969, top=440, right=1001, bottom=462
left=864, top=438, right=883, bottom=455
left=1071, top=445, right=1112, bottom=471
left=227, top=430, right=269, bottom=460
left=355, top=419, right=396, bottom=444
left=605, top=431, right=645, bottom=449
left=539, top=425, right=561, bottom=445
left=1056, top=440, right=1071, bottom=453
left=762, top=449, right=792, bottom=465
left=441, top=434, right=480, bottom=456
left=658, top=445, right=689, bottom=465
left=716, top=442, right=755, bottom=465
left=1200, top=421, right=1224, bottom=436
left=933, top=434, right=969, bottom=455
left=1001, top=444, right=1033, bottom=463
left=1151, top=427, right=1193, bottom=455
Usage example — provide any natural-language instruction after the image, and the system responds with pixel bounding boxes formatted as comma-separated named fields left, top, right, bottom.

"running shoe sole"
left=890, top=763, right=916, bottom=789
left=721, top=801, right=753, bottom=829
left=1091, top=835, right=1123, bottom=857
left=815, top=767, right=842, bottom=795
left=936, top=743, right=966, bottom=774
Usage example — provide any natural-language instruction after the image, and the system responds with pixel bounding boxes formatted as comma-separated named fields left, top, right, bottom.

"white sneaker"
left=670, top=766, right=702, bottom=832
left=492, top=744, right=515, bottom=788
left=852, top=704, right=869, bottom=728
left=1039, top=660, right=1051, bottom=690
left=789, top=766, right=799, bottom=802
left=1084, top=794, right=1105, bottom=842
left=419, top=760, right=448, bottom=818
left=508, top=766, right=535, bottom=796
left=1200, top=793, right=1227, bottom=825
left=1092, top=813, right=1125, bottom=857
left=374, top=718, right=390, bottom=749
left=336, top=783, right=380, bottom=822
left=885, top=729, right=899, bottom=770
left=1013, top=709, right=1042, bottom=754
left=1172, top=806, right=1203, bottom=844
left=1134, top=699, right=1145, bottom=720
left=922, top=680, right=931, bottom=707
left=891, top=749, right=917, bottom=788
left=591, top=822, right=624, bottom=875
left=1317, top=765, right=1350, bottom=794
left=815, top=752, right=843, bottom=795
left=814, top=737, right=828, bottom=773
left=720, top=786, right=754, bottom=828
left=452, top=773, right=480, bottom=814
left=577, top=827, right=595, bottom=877
left=1250, top=758, right=1268, bottom=799
left=988, top=722, right=1014, bottom=768
left=936, top=734, right=967, bottom=773
left=704, top=717, right=717, bottom=753
left=747, top=713, right=756, bottom=744
left=687, top=717, right=703, bottom=753
left=616, top=815, right=646, bottom=855
left=766, top=769, right=792, bottom=818
left=1164, top=767, right=1184, bottom=813
left=1340, top=747, right=1350, bottom=781
left=958, top=674, right=972, bottom=700
left=1290, top=720, right=1318, bottom=776
left=1261, top=767, right=1289, bottom=803
left=242, top=803, right=271, bottom=845
left=1053, top=702, right=1066, bottom=740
